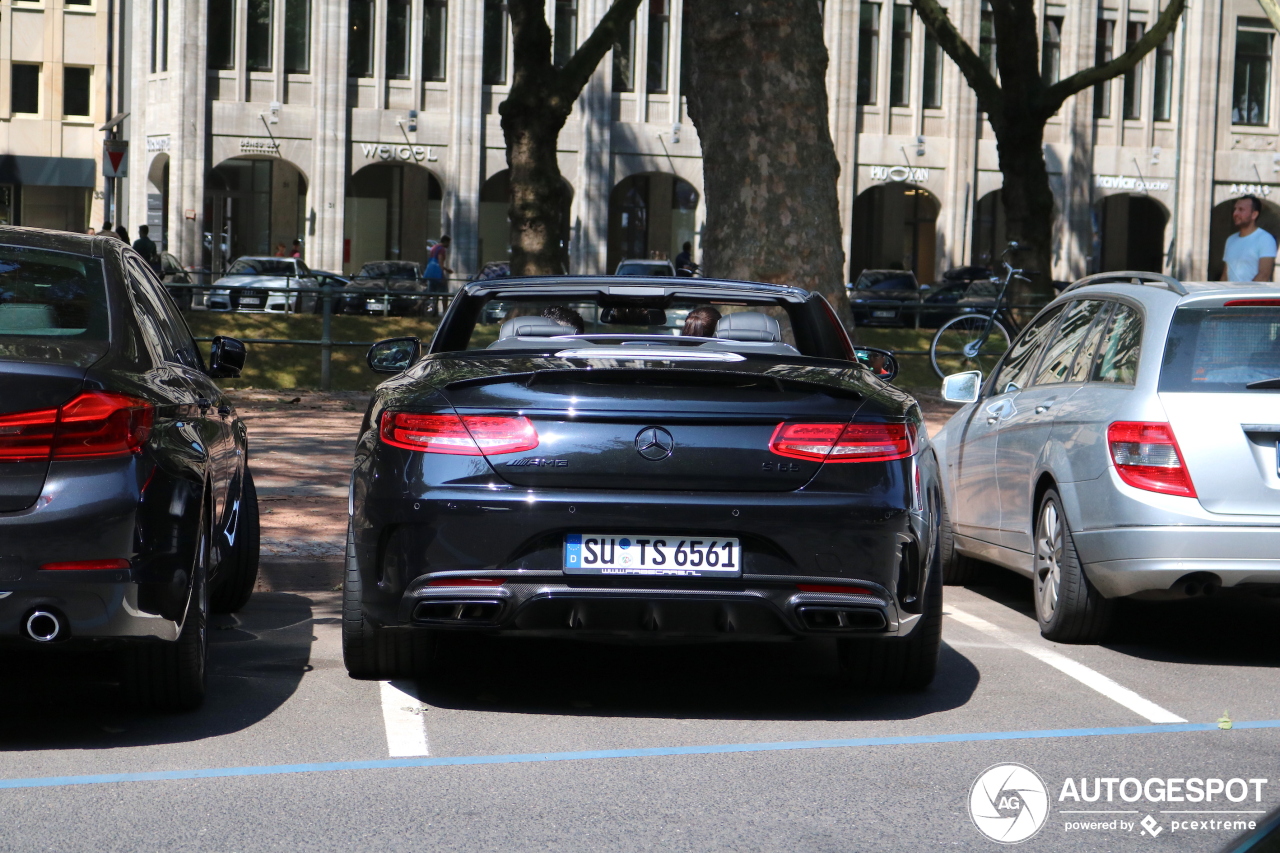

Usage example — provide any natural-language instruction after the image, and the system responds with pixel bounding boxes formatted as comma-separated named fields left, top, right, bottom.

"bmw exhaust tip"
left=24, top=609, right=65, bottom=643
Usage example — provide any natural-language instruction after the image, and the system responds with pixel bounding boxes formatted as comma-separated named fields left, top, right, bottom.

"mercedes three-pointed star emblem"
left=635, top=426, right=675, bottom=461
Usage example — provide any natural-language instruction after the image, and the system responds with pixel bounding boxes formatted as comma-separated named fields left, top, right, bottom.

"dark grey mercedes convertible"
left=346, top=276, right=943, bottom=689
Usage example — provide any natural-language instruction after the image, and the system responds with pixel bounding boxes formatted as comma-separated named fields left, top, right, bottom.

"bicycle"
left=929, top=242, right=1030, bottom=379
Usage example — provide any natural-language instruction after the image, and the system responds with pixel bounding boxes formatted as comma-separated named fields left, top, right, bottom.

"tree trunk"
left=502, top=100, right=572, bottom=275
left=993, top=120, right=1054, bottom=294
left=683, top=0, right=849, bottom=315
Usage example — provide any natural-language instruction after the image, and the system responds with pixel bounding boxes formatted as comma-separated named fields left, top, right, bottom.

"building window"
left=612, top=8, right=636, bottom=92
left=246, top=0, right=272, bottom=71
left=922, top=27, right=943, bottom=108
left=285, top=0, right=310, bottom=73
left=483, top=0, right=509, bottom=85
left=424, top=0, right=448, bottom=81
left=1094, top=19, right=1114, bottom=118
left=387, top=0, right=411, bottom=79
left=349, top=0, right=374, bottom=78
left=647, top=0, right=670, bottom=94
left=980, top=10, right=996, bottom=77
left=11, top=64, right=39, bottom=115
left=65, top=0, right=90, bottom=5
left=857, top=2, right=880, bottom=106
left=63, top=67, right=90, bottom=117
left=150, top=0, right=169, bottom=73
left=1233, top=18, right=1273, bottom=126
left=889, top=5, right=911, bottom=106
left=554, top=0, right=577, bottom=67
left=1153, top=30, right=1175, bottom=121
left=208, top=0, right=235, bottom=70
left=1122, top=22, right=1144, bottom=119
left=1042, top=16, right=1062, bottom=85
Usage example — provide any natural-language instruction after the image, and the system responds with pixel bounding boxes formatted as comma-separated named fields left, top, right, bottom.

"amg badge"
left=505, top=457, right=569, bottom=467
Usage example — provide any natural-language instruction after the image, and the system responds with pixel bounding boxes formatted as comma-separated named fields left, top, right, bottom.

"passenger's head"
left=541, top=305, right=585, bottom=334
left=682, top=306, right=721, bottom=337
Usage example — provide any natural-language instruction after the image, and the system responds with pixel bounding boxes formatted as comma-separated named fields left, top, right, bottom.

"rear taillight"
left=380, top=412, right=539, bottom=455
left=770, top=421, right=917, bottom=463
left=1107, top=421, right=1197, bottom=498
left=41, top=559, right=131, bottom=572
left=0, top=392, right=152, bottom=464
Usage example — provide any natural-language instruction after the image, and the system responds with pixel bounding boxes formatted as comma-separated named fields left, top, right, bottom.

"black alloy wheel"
left=210, top=468, right=261, bottom=614
left=341, top=523, right=435, bottom=680
left=937, top=495, right=976, bottom=585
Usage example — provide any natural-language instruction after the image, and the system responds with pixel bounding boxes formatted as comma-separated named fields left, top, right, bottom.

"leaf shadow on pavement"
left=0, top=593, right=315, bottom=750
left=954, top=559, right=1280, bottom=669
left=412, top=633, right=980, bottom=722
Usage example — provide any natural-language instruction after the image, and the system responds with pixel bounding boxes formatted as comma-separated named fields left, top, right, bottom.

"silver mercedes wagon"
left=934, top=272, right=1280, bottom=643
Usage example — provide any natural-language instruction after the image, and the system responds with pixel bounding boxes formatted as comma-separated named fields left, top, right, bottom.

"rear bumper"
left=0, top=582, right=180, bottom=645
left=1075, top=526, right=1280, bottom=597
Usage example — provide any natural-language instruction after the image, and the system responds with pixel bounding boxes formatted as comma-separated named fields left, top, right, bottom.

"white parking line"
left=380, top=680, right=430, bottom=757
left=946, top=607, right=1187, bottom=724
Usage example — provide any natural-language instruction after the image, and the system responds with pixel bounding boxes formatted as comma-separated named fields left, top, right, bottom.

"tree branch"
left=909, top=0, right=1002, bottom=115
left=558, top=0, right=646, bottom=98
left=1043, top=0, right=1186, bottom=117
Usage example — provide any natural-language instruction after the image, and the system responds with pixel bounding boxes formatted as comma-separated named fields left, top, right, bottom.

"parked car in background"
left=615, top=258, right=676, bottom=276
left=0, top=227, right=259, bottom=711
left=847, top=270, right=923, bottom=326
left=207, top=256, right=319, bottom=313
left=309, top=270, right=351, bottom=310
left=917, top=266, right=994, bottom=327
left=934, top=271, right=1280, bottom=644
left=343, top=261, right=428, bottom=316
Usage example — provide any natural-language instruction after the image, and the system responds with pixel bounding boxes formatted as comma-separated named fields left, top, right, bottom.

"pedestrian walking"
left=423, top=235, right=452, bottom=316
left=115, top=225, right=130, bottom=243
left=101, top=221, right=119, bottom=240
left=1221, top=195, right=1277, bottom=282
left=675, top=241, right=697, bottom=274
left=290, top=239, right=303, bottom=259
left=133, top=225, right=161, bottom=273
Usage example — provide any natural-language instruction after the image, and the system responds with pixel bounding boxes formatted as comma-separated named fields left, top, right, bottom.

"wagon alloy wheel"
left=1034, top=500, right=1063, bottom=622
left=1033, top=489, right=1113, bottom=644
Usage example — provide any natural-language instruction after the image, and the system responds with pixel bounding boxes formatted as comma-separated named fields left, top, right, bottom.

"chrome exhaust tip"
left=25, top=610, right=64, bottom=643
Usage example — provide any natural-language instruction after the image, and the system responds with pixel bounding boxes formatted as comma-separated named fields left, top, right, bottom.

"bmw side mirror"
left=208, top=335, right=246, bottom=378
left=853, top=346, right=899, bottom=383
left=942, top=370, right=982, bottom=404
left=367, top=337, right=421, bottom=374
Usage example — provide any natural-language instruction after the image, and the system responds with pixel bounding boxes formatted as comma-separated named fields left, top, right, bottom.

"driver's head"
left=541, top=305, right=585, bottom=334
left=682, top=306, right=721, bottom=337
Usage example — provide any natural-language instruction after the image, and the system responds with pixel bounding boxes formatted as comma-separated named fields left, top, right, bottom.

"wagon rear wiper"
left=1245, top=377, right=1280, bottom=389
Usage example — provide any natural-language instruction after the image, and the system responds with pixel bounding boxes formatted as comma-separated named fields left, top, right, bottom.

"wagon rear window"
left=1160, top=306, right=1280, bottom=392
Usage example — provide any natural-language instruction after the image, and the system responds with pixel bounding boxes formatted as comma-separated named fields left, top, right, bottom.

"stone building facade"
left=117, top=0, right=1280, bottom=281
left=0, top=0, right=120, bottom=233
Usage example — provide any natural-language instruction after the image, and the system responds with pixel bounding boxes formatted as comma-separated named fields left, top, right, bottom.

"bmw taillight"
left=769, top=421, right=917, bottom=463
left=0, top=392, right=153, bottom=463
left=380, top=412, right=539, bottom=456
left=1107, top=421, right=1197, bottom=498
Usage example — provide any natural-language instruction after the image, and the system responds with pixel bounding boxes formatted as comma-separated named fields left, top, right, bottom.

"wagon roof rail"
left=1062, top=271, right=1188, bottom=296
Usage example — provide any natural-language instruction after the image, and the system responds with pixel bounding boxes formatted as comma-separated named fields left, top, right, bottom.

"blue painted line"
left=3, top=720, right=1278, bottom=792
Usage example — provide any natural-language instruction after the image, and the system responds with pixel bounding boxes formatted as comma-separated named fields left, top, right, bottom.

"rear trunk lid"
left=1158, top=302, right=1280, bottom=515
left=436, top=362, right=881, bottom=492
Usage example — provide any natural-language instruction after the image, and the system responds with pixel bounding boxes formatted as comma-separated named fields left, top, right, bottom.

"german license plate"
left=240, top=297, right=261, bottom=305
left=367, top=299, right=389, bottom=310
left=872, top=309, right=896, bottom=318
left=564, top=534, right=742, bottom=576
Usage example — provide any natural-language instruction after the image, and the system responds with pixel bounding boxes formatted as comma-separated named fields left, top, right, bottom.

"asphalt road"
left=1, top=395, right=1277, bottom=852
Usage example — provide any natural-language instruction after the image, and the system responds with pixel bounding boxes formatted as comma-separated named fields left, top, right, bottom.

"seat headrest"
left=499, top=315, right=576, bottom=339
left=714, top=312, right=781, bottom=342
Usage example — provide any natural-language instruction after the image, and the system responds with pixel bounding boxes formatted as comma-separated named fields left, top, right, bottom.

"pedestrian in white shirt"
left=1222, top=195, right=1277, bottom=282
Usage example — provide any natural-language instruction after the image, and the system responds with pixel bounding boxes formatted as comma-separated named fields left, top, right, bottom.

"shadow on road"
left=958, top=559, right=1280, bottom=668
left=0, top=593, right=315, bottom=751
left=414, top=633, right=980, bottom=722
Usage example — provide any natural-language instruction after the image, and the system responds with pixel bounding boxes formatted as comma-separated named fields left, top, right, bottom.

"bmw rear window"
left=1160, top=305, right=1280, bottom=392
left=0, top=245, right=108, bottom=341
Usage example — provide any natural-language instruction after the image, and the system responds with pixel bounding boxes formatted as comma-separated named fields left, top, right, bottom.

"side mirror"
left=941, top=370, right=982, bottom=404
left=208, top=336, right=246, bottom=378
left=367, top=336, right=421, bottom=374
left=853, top=346, right=899, bottom=383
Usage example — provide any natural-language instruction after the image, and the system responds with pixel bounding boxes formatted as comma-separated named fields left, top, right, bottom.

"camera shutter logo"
left=968, top=763, right=1050, bottom=844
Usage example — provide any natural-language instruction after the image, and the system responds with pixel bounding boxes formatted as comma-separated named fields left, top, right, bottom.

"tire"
left=1034, top=489, right=1113, bottom=643
left=122, top=509, right=210, bottom=712
left=210, top=468, right=260, bottom=614
left=838, top=551, right=943, bottom=691
left=930, top=314, right=1012, bottom=379
left=938, top=495, right=975, bottom=585
left=342, top=524, right=435, bottom=679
